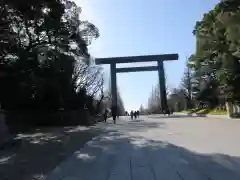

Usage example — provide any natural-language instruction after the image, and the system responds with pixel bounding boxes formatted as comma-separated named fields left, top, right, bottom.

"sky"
left=75, top=0, right=219, bottom=111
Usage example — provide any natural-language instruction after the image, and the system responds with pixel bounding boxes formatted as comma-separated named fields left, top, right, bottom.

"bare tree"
left=139, top=104, right=145, bottom=114
left=148, top=74, right=170, bottom=113
left=73, top=61, right=104, bottom=96
left=167, top=88, right=187, bottom=112
left=180, top=59, right=193, bottom=109
left=95, top=79, right=114, bottom=113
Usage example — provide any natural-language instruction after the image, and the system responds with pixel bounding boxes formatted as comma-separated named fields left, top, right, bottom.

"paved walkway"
left=46, top=116, right=240, bottom=180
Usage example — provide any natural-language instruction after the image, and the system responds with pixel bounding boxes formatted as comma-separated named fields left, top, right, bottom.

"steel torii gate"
left=95, top=53, right=178, bottom=114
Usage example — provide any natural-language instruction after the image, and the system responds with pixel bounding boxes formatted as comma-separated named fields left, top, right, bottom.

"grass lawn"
left=179, top=108, right=227, bottom=115
left=208, top=109, right=227, bottom=115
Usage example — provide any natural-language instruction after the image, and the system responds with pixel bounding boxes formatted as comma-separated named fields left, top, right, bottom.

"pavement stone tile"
left=131, top=167, right=155, bottom=180
left=108, top=173, right=131, bottom=180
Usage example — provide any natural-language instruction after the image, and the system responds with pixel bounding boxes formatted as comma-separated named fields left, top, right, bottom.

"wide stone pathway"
left=46, top=116, right=240, bottom=180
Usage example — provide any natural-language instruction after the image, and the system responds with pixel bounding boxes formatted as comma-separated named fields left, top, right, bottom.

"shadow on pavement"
left=127, top=119, right=165, bottom=130
left=0, top=118, right=165, bottom=180
left=46, top=121, right=240, bottom=180
left=100, top=118, right=166, bottom=133
left=0, top=126, right=104, bottom=180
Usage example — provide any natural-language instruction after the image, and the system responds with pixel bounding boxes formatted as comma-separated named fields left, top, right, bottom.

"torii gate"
left=95, top=53, right=178, bottom=114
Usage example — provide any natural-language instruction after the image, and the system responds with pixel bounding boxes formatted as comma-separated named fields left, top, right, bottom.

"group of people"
left=130, top=110, right=139, bottom=120
left=103, top=108, right=141, bottom=124
left=103, top=107, right=173, bottom=124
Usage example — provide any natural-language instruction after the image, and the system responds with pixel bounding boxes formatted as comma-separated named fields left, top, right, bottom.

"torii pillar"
left=110, top=63, right=117, bottom=113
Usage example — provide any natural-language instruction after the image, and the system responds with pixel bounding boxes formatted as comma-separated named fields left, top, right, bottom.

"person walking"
left=130, top=110, right=134, bottom=120
left=112, top=106, right=117, bottom=124
left=134, top=111, right=137, bottom=120
left=104, top=109, right=108, bottom=122
left=136, top=110, right=140, bottom=118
